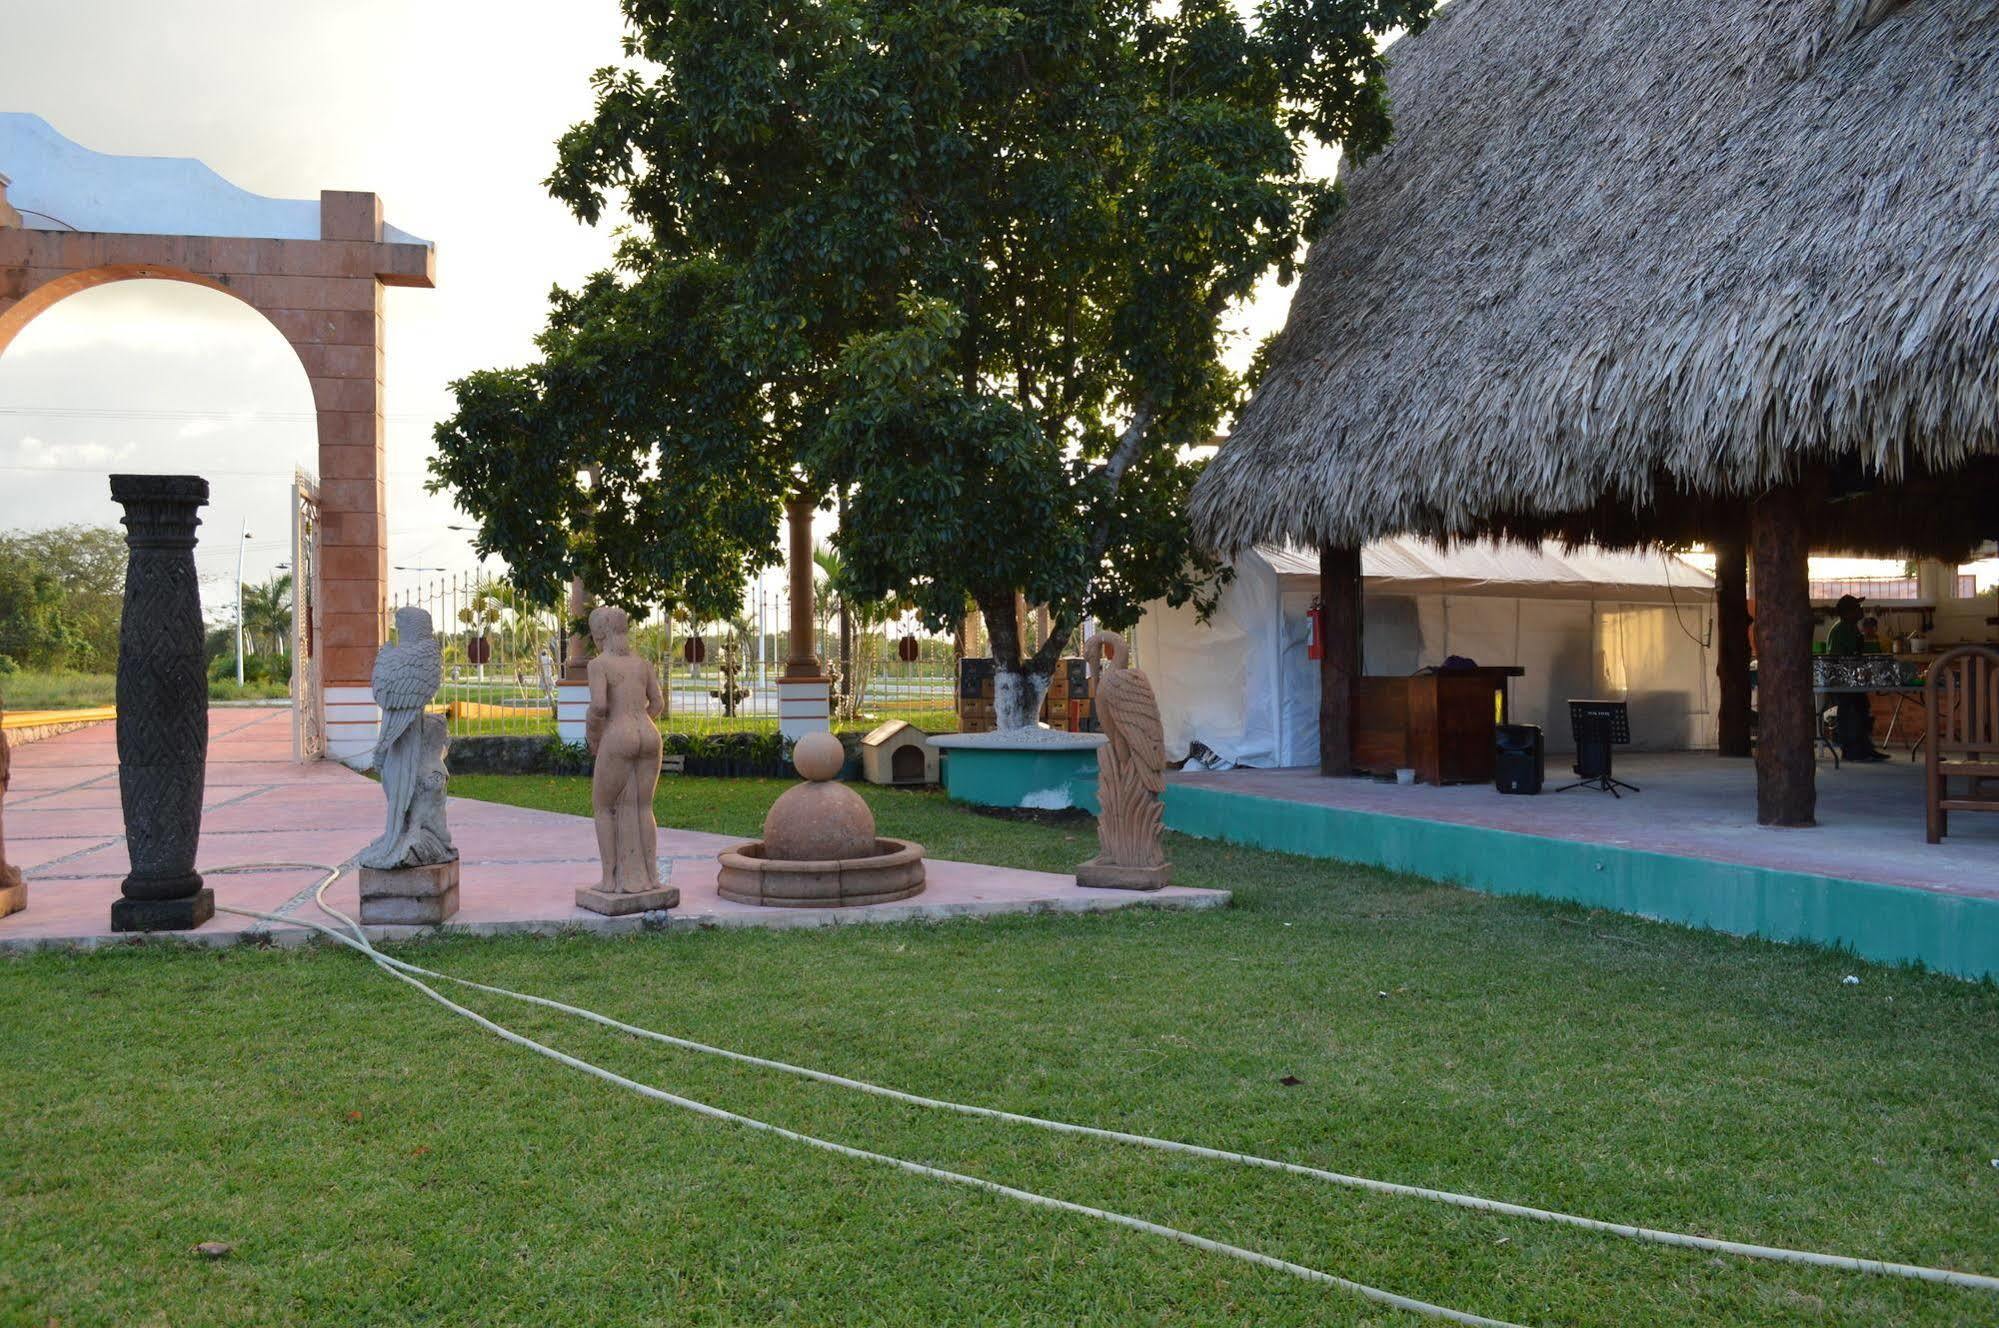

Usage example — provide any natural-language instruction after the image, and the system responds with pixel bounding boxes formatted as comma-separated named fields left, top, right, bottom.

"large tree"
left=432, top=260, right=787, bottom=623
left=441, top=0, right=1426, bottom=725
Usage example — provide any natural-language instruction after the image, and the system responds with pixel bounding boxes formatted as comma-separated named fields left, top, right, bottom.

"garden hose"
left=206, top=863, right=1999, bottom=1311
left=209, top=865, right=1517, bottom=1327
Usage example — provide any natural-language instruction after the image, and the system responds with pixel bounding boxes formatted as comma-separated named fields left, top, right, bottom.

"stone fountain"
left=717, top=732, right=925, bottom=907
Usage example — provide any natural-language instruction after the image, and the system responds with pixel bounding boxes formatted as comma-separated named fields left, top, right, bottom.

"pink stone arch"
left=0, top=192, right=432, bottom=761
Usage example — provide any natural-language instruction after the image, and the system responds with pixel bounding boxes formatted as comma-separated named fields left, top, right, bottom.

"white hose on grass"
left=209, top=863, right=1999, bottom=1304
left=210, top=866, right=1520, bottom=1327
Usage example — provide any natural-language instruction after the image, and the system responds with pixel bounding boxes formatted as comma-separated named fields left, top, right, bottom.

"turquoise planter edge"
left=1159, top=784, right=1999, bottom=982
left=940, top=748, right=1100, bottom=810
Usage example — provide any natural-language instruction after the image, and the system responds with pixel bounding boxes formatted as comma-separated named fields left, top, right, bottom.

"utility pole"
left=235, top=520, right=252, bottom=685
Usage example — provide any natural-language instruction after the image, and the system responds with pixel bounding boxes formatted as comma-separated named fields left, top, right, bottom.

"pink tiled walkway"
left=4, top=709, right=1225, bottom=950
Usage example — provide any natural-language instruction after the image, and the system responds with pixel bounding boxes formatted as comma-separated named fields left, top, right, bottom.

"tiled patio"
left=3, top=708, right=1226, bottom=951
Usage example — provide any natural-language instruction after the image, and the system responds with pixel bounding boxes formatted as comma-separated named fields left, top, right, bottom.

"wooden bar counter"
left=1353, top=668, right=1523, bottom=785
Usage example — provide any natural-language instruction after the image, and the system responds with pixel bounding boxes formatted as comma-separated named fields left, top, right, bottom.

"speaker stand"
left=1555, top=772, right=1641, bottom=797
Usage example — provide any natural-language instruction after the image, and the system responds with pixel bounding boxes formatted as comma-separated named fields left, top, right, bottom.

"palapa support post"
left=1751, top=484, right=1816, bottom=827
left=1714, top=533, right=1753, bottom=758
left=1318, top=545, right=1363, bottom=777
left=109, top=474, right=214, bottom=931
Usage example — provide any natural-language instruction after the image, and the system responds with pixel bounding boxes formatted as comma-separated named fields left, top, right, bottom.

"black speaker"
left=1494, top=724, right=1544, bottom=794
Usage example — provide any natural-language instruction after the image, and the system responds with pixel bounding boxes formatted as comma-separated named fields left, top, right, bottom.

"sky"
left=0, top=0, right=1312, bottom=621
left=0, top=0, right=634, bottom=611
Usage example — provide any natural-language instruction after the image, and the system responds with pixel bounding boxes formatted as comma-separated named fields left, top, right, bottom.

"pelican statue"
left=1078, top=630, right=1169, bottom=888
left=361, top=606, right=445, bottom=869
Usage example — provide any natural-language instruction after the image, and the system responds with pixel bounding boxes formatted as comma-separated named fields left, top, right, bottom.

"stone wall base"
left=575, top=884, right=680, bottom=916
left=359, top=859, right=460, bottom=925
left=1075, top=858, right=1171, bottom=892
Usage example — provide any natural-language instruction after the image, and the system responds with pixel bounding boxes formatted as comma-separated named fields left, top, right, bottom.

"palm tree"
left=240, top=573, right=292, bottom=658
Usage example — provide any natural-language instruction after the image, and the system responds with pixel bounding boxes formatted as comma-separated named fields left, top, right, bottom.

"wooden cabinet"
left=1353, top=669, right=1520, bottom=785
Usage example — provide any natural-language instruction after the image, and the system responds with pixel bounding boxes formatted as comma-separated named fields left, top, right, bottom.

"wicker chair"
left=1925, top=646, right=1999, bottom=843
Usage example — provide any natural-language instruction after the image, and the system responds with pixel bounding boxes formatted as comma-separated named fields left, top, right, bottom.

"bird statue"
left=1076, top=630, right=1170, bottom=890
left=361, top=606, right=447, bottom=870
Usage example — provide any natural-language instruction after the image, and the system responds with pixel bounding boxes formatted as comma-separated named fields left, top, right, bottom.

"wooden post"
left=1319, top=545, right=1363, bottom=777
left=1714, top=533, right=1753, bottom=757
left=1751, top=485, right=1815, bottom=826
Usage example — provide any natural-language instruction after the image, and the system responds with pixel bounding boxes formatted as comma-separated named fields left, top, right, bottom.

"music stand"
left=1557, top=700, right=1639, bottom=796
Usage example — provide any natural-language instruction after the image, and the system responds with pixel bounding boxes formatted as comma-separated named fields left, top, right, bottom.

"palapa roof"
left=1192, top=0, right=1999, bottom=556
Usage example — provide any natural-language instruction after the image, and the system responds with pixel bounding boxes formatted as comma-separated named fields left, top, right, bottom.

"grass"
left=1, top=669, right=289, bottom=710
left=6, top=778, right=1998, bottom=1326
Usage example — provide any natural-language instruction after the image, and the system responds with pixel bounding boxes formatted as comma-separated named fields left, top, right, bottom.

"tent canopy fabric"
left=1257, top=539, right=1714, bottom=604
left=1135, top=540, right=1716, bottom=770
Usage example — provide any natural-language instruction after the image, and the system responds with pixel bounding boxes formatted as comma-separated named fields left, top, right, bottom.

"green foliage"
left=438, top=0, right=1425, bottom=682
left=239, top=573, right=293, bottom=660
left=0, top=525, right=126, bottom=670
left=431, top=260, right=787, bottom=622
left=211, top=649, right=291, bottom=686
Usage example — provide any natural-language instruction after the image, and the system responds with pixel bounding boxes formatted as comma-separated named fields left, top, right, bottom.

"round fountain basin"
left=716, top=837, right=926, bottom=908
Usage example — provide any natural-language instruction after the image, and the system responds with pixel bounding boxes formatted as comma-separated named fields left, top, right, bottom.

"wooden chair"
left=1925, top=645, right=1999, bottom=843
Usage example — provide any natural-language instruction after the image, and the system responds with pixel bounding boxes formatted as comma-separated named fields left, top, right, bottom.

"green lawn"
left=6, top=778, right=1998, bottom=1326
left=1, top=669, right=289, bottom=709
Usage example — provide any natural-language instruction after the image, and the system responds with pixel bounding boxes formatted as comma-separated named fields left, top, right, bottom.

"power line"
left=0, top=405, right=437, bottom=424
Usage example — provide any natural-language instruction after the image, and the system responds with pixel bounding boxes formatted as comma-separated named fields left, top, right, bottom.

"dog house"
left=860, top=720, right=938, bottom=786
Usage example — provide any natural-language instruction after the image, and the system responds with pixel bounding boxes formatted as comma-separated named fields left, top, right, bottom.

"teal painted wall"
left=940, top=748, right=1102, bottom=809
left=1158, top=784, right=1999, bottom=981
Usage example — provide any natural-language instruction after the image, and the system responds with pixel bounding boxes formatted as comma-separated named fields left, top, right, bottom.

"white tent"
left=1131, top=540, right=1716, bottom=768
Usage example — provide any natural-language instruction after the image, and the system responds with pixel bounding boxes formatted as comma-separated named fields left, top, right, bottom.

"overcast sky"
left=0, top=1, right=1305, bottom=616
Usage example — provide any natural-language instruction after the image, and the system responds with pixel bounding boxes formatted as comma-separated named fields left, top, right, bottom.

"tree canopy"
left=0, top=525, right=126, bottom=672
left=434, top=0, right=1428, bottom=703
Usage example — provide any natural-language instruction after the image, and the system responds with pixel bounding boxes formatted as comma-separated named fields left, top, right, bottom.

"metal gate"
left=290, top=469, right=326, bottom=762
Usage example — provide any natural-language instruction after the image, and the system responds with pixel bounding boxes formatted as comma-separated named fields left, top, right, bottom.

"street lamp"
left=235, top=521, right=253, bottom=686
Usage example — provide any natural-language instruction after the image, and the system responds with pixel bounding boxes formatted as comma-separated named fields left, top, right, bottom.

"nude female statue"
left=584, top=606, right=666, bottom=896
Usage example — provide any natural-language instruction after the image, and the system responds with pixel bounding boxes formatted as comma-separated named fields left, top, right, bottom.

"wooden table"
left=1354, top=667, right=1524, bottom=785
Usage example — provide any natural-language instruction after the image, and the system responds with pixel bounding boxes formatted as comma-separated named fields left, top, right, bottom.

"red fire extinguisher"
left=1306, top=597, right=1325, bottom=660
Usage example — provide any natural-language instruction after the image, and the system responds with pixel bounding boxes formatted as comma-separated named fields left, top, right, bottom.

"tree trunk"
left=982, top=589, right=1052, bottom=730
left=1714, top=533, right=1753, bottom=757
left=1751, top=485, right=1815, bottom=826
left=1319, top=545, right=1363, bottom=777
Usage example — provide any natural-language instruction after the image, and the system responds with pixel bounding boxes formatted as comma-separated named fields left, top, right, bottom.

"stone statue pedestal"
left=359, top=859, right=460, bottom=925
left=112, top=888, right=214, bottom=931
left=0, top=869, right=27, bottom=919
left=1075, top=858, right=1170, bottom=892
left=576, top=883, right=679, bottom=917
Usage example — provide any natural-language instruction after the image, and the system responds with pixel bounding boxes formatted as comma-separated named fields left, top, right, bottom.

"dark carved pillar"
left=1751, top=484, right=1815, bottom=827
left=1319, top=545, right=1364, bottom=776
left=110, top=474, right=215, bottom=930
left=1714, top=533, right=1753, bottom=757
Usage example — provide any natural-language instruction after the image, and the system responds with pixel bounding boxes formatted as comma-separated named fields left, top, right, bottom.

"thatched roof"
left=1193, top=0, right=1999, bottom=556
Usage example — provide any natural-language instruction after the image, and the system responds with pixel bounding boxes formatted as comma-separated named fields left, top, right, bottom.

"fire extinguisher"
left=1306, top=597, right=1325, bottom=660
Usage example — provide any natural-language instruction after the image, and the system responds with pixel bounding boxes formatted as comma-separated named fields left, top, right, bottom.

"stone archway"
left=0, top=113, right=433, bottom=763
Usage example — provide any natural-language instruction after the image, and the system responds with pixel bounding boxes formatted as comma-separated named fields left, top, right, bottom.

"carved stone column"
left=784, top=495, right=821, bottom=679
left=779, top=494, right=831, bottom=738
left=109, top=474, right=214, bottom=930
